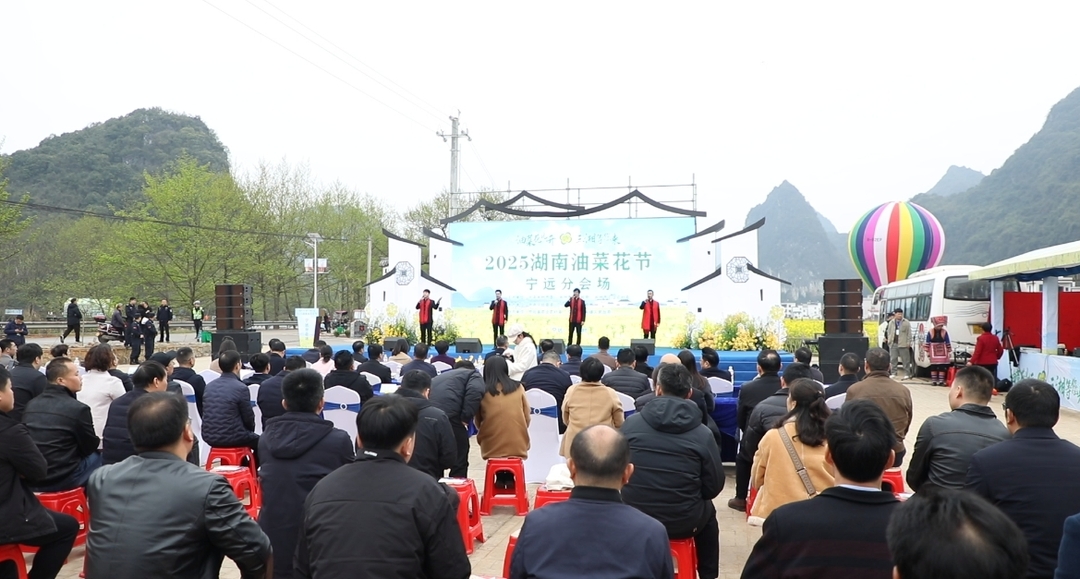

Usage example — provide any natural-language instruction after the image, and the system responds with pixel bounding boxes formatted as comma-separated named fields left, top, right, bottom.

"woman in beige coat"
left=750, top=378, right=834, bottom=521
left=476, top=355, right=531, bottom=461
left=560, top=358, right=624, bottom=457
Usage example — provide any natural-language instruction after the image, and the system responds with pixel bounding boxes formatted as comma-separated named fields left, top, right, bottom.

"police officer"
left=124, top=297, right=139, bottom=347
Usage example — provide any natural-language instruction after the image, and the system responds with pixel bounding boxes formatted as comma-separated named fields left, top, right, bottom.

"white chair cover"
left=239, top=369, right=255, bottom=380
left=826, top=392, right=846, bottom=410
left=248, top=384, right=263, bottom=435
left=360, top=372, right=382, bottom=388
left=616, top=392, right=636, bottom=418
left=384, top=361, right=402, bottom=375
left=524, top=389, right=564, bottom=483
left=432, top=361, right=452, bottom=374
left=179, top=381, right=209, bottom=466
left=199, top=369, right=221, bottom=384
left=570, top=375, right=582, bottom=384
left=708, top=376, right=735, bottom=396
left=603, top=365, right=613, bottom=376
left=323, top=386, right=361, bottom=442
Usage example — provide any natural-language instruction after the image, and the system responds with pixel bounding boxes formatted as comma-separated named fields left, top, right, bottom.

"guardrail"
left=12, top=320, right=299, bottom=334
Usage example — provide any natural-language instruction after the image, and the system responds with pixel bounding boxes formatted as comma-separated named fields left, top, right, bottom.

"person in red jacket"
left=968, top=322, right=1005, bottom=378
left=416, top=289, right=441, bottom=345
left=639, top=290, right=661, bottom=340
left=564, top=288, right=587, bottom=346
left=490, top=290, right=509, bottom=347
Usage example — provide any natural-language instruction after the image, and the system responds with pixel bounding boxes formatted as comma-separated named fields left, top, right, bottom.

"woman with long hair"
left=505, top=324, right=538, bottom=381
left=749, top=378, right=834, bottom=521
left=389, top=338, right=412, bottom=366
left=476, top=355, right=531, bottom=481
left=678, top=350, right=715, bottom=413
left=924, top=316, right=952, bottom=386
left=78, top=344, right=126, bottom=445
left=311, top=344, right=335, bottom=377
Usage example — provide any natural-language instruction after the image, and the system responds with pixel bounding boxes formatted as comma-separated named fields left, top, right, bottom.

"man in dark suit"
left=633, top=345, right=653, bottom=378
left=794, top=347, right=825, bottom=383
left=967, top=379, right=1080, bottom=579
left=401, top=343, right=438, bottom=378
left=357, top=344, right=392, bottom=385
left=172, top=347, right=207, bottom=416
left=510, top=425, right=672, bottom=579
left=561, top=344, right=584, bottom=377
left=729, top=349, right=782, bottom=511
left=485, top=335, right=510, bottom=361
left=699, top=348, right=732, bottom=382
left=266, top=339, right=288, bottom=375
left=742, top=399, right=901, bottom=579
left=351, top=340, right=368, bottom=365
left=257, top=355, right=307, bottom=430
left=824, top=352, right=861, bottom=398
left=889, top=490, right=1027, bottom=579
left=521, top=351, right=573, bottom=433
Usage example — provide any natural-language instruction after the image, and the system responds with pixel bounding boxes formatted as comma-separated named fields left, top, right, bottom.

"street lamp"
left=306, top=233, right=323, bottom=310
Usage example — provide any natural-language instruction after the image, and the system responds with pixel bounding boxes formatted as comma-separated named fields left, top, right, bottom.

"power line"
left=199, top=0, right=440, bottom=134
left=0, top=198, right=349, bottom=241
left=468, top=140, right=497, bottom=189
left=251, top=0, right=451, bottom=126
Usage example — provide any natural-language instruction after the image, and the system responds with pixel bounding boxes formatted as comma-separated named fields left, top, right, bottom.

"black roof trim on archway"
left=676, top=219, right=726, bottom=243
left=748, top=263, right=792, bottom=285
left=495, top=191, right=585, bottom=211
left=422, top=228, right=464, bottom=247
left=439, top=189, right=707, bottom=224
left=711, top=217, right=766, bottom=244
left=383, top=228, right=426, bottom=248
left=364, top=267, right=396, bottom=287
left=421, top=271, right=456, bottom=292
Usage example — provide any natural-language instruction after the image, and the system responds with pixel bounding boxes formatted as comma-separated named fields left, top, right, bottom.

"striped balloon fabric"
left=848, top=201, right=945, bottom=290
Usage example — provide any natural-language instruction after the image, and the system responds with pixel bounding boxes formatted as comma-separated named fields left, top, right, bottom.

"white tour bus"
left=871, top=265, right=1017, bottom=374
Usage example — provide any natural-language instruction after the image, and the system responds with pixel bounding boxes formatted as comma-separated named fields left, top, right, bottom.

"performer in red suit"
left=640, top=290, right=661, bottom=340
left=564, top=288, right=587, bottom=346
left=490, top=289, right=509, bottom=347
left=416, top=289, right=441, bottom=345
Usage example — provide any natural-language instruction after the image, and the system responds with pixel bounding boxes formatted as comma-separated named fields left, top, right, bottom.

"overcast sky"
left=4, top=1, right=1080, bottom=231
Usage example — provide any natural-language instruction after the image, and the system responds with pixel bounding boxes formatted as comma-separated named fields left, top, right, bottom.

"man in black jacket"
left=601, top=348, right=651, bottom=399
left=267, top=339, right=288, bottom=375
left=633, top=345, right=653, bottom=378
left=301, top=340, right=325, bottom=365
left=351, top=339, right=368, bottom=365
left=172, top=346, right=206, bottom=416
left=430, top=362, right=485, bottom=477
left=258, top=356, right=307, bottom=430
left=61, top=298, right=83, bottom=344
left=907, top=365, right=1009, bottom=492
left=124, top=297, right=138, bottom=347
left=324, top=350, right=375, bottom=402
left=522, top=351, right=573, bottom=433
left=622, top=364, right=723, bottom=579
left=10, top=342, right=48, bottom=421
left=401, top=343, right=438, bottom=378
left=398, top=370, right=456, bottom=480
left=102, top=361, right=170, bottom=465
left=259, top=369, right=353, bottom=579
left=297, top=395, right=470, bottom=579
left=357, top=344, right=392, bottom=384
left=561, top=344, right=584, bottom=377
left=201, top=351, right=259, bottom=452
left=24, top=357, right=101, bottom=491
left=699, top=347, right=732, bottom=382
left=966, top=379, right=1080, bottom=579
left=156, top=299, right=173, bottom=343
left=729, top=349, right=782, bottom=511
left=824, top=352, right=861, bottom=398
left=742, top=400, right=901, bottom=579
left=0, top=365, right=80, bottom=579
left=795, top=347, right=825, bottom=383
left=87, top=392, right=272, bottom=579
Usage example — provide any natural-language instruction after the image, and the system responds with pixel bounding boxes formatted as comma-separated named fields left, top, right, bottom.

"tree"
left=0, top=157, right=32, bottom=262
left=402, top=188, right=522, bottom=240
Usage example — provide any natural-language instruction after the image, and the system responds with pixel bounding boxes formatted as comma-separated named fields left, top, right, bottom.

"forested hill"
left=3, top=108, right=229, bottom=211
left=922, top=165, right=984, bottom=197
left=913, top=85, right=1080, bottom=265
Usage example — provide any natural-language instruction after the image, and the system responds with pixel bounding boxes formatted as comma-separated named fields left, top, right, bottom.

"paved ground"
left=49, top=368, right=1080, bottom=579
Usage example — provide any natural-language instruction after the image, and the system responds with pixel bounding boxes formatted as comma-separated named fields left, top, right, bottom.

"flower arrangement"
left=681, top=309, right=786, bottom=352
left=361, top=310, right=460, bottom=346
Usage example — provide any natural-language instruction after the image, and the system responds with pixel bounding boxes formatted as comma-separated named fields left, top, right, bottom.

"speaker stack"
left=213, top=284, right=260, bottom=362
left=818, top=279, right=869, bottom=383
left=631, top=339, right=656, bottom=356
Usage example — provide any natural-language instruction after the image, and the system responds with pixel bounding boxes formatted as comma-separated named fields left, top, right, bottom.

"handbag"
left=778, top=425, right=818, bottom=499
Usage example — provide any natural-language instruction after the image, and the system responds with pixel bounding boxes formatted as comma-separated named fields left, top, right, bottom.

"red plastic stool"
left=533, top=485, right=572, bottom=510
left=480, top=458, right=528, bottom=516
left=206, top=447, right=257, bottom=480
left=445, top=479, right=485, bottom=554
left=0, top=544, right=28, bottom=579
left=669, top=538, right=698, bottom=579
left=34, top=488, right=89, bottom=547
left=746, top=487, right=758, bottom=519
left=881, top=467, right=905, bottom=493
left=502, top=529, right=520, bottom=579
left=212, top=466, right=261, bottom=519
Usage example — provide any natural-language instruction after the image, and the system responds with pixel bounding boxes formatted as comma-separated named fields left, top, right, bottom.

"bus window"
left=945, top=277, right=991, bottom=301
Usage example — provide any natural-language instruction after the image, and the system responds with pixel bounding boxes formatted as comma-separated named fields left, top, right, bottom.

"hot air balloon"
left=848, top=201, right=945, bottom=290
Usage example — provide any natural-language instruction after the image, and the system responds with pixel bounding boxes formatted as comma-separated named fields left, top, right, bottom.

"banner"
left=295, top=307, right=320, bottom=348
left=303, top=258, right=328, bottom=273
left=1012, top=351, right=1080, bottom=411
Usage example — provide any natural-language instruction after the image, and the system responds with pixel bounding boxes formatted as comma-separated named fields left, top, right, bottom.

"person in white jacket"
left=505, top=324, right=538, bottom=381
left=77, top=344, right=127, bottom=447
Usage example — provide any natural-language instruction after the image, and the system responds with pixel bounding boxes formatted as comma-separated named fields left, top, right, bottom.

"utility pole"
left=366, top=237, right=373, bottom=305
left=437, top=114, right=470, bottom=218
